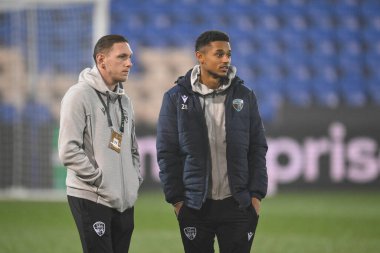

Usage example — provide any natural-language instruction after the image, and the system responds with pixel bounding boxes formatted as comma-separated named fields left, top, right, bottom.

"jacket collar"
left=176, top=67, right=243, bottom=94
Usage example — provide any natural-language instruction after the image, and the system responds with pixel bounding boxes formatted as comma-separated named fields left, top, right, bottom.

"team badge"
left=93, top=221, right=105, bottom=237
left=248, top=232, right=254, bottom=241
left=232, top=99, right=244, bottom=112
left=181, top=95, right=188, bottom=103
left=184, top=227, right=197, bottom=240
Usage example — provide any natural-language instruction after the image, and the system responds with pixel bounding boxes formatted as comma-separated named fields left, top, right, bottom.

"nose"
left=223, top=54, right=230, bottom=63
left=126, top=58, right=133, bottom=67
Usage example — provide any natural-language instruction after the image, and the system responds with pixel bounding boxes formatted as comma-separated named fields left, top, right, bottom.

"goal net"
left=0, top=0, right=109, bottom=199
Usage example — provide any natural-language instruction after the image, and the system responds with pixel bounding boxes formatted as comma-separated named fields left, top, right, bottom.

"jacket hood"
left=175, top=65, right=244, bottom=94
left=190, top=65, right=237, bottom=95
left=78, top=66, right=125, bottom=98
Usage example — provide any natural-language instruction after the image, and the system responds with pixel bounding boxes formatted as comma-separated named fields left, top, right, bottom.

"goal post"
left=0, top=0, right=109, bottom=199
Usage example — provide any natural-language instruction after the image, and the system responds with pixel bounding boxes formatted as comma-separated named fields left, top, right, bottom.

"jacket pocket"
left=75, top=167, right=102, bottom=188
left=250, top=204, right=259, bottom=218
left=176, top=204, right=186, bottom=220
left=96, top=167, right=122, bottom=206
left=81, top=114, right=101, bottom=187
left=93, top=168, right=103, bottom=189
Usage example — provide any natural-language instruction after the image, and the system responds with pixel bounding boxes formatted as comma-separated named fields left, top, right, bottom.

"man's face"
left=101, top=42, right=133, bottom=84
left=197, top=41, right=231, bottom=78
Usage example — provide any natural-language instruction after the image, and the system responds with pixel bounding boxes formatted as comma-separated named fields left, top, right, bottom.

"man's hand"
left=173, top=201, right=184, bottom=216
left=251, top=198, right=261, bottom=216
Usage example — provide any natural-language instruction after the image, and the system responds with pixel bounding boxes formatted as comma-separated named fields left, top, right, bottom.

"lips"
left=220, top=66, right=230, bottom=72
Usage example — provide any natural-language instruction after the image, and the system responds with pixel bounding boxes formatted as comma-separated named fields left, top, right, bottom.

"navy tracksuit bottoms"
left=177, top=197, right=259, bottom=253
left=68, top=196, right=134, bottom=253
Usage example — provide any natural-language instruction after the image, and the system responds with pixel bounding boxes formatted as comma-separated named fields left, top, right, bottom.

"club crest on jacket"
left=184, top=227, right=197, bottom=240
left=232, top=99, right=244, bottom=112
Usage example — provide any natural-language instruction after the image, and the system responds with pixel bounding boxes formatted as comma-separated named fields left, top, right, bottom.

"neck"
left=106, top=83, right=118, bottom=92
left=98, top=66, right=118, bottom=91
left=199, top=72, right=220, bottom=90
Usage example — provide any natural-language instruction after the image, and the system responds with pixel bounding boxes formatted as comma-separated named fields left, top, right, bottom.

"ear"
left=96, top=53, right=106, bottom=68
left=195, top=51, right=205, bottom=65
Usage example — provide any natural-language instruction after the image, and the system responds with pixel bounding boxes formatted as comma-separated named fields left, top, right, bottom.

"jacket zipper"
left=211, top=92, right=221, bottom=198
left=119, top=103, right=126, bottom=211
left=113, top=98, right=125, bottom=210
left=199, top=94, right=211, bottom=204
left=224, top=87, right=234, bottom=196
left=88, top=116, right=99, bottom=194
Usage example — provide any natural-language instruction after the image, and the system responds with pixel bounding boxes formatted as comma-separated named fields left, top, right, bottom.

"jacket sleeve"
left=156, top=92, right=184, bottom=205
left=58, top=87, right=101, bottom=184
left=131, top=117, right=143, bottom=185
left=248, top=91, right=268, bottom=200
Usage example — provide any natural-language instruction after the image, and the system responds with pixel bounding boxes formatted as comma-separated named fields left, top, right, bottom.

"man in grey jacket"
left=58, top=34, right=142, bottom=253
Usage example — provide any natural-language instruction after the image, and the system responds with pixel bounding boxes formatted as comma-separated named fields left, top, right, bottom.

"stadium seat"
left=0, top=102, right=18, bottom=124
left=310, top=62, right=340, bottom=107
left=0, top=13, right=13, bottom=46
left=0, top=103, right=18, bottom=188
left=340, top=73, right=366, bottom=107
left=105, top=0, right=380, bottom=116
left=258, top=98, right=278, bottom=123
left=285, top=58, right=312, bottom=106
left=367, top=79, right=380, bottom=105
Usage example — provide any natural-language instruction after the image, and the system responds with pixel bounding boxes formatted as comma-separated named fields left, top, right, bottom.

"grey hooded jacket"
left=58, top=66, right=142, bottom=212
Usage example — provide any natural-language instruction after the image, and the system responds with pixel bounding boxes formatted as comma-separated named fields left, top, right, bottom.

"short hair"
left=93, top=34, right=129, bottom=63
left=195, top=30, right=230, bottom=51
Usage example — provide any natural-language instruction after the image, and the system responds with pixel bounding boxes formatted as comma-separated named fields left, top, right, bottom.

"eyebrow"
left=215, top=49, right=231, bottom=53
left=118, top=52, right=132, bottom=57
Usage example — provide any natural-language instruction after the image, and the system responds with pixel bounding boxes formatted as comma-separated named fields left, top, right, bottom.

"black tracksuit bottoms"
left=68, top=196, right=134, bottom=253
left=177, top=197, right=259, bottom=253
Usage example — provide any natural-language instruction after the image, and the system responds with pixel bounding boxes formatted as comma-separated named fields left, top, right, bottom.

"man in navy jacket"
left=157, top=30, right=268, bottom=253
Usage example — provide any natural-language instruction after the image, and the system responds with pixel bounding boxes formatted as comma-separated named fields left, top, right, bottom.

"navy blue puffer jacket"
left=157, top=69, right=268, bottom=210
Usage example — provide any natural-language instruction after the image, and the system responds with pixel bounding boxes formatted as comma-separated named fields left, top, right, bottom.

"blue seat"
left=308, top=29, right=338, bottom=59
left=0, top=13, right=12, bottom=46
left=255, top=58, right=286, bottom=105
left=233, top=8, right=261, bottom=32
left=254, top=31, right=284, bottom=59
left=365, top=54, right=380, bottom=80
left=285, top=78, right=312, bottom=106
left=339, top=72, right=366, bottom=107
left=282, top=5, right=310, bottom=36
left=367, top=79, right=380, bottom=105
left=335, top=2, right=361, bottom=32
left=361, top=0, right=380, bottom=19
left=285, top=57, right=312, bottom=106
left=363, top=30, right=380, bottom=63
left=282, top=31, right=310, bottom=58
left=307, top=2, right=336, bottom=31
left=310, top=62, right=340, bottom=107
left=234, top=36, right=260, bottom=61
left=339, top=59, right=365, bottom=101
left=0, top=103, right=18, bottom=124
left=337, top=30, right=364, bottom=59
left=22, top=100, right=53, bottom=127
left=258, top=96, right=279, bottom=123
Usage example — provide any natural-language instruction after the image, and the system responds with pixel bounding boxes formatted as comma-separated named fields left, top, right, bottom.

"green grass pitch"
left=0, top=191, right=379, bottom=253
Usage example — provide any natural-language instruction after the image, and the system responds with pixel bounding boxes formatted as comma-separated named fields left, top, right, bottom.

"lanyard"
left=96, top=90, right=125, bottom=133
